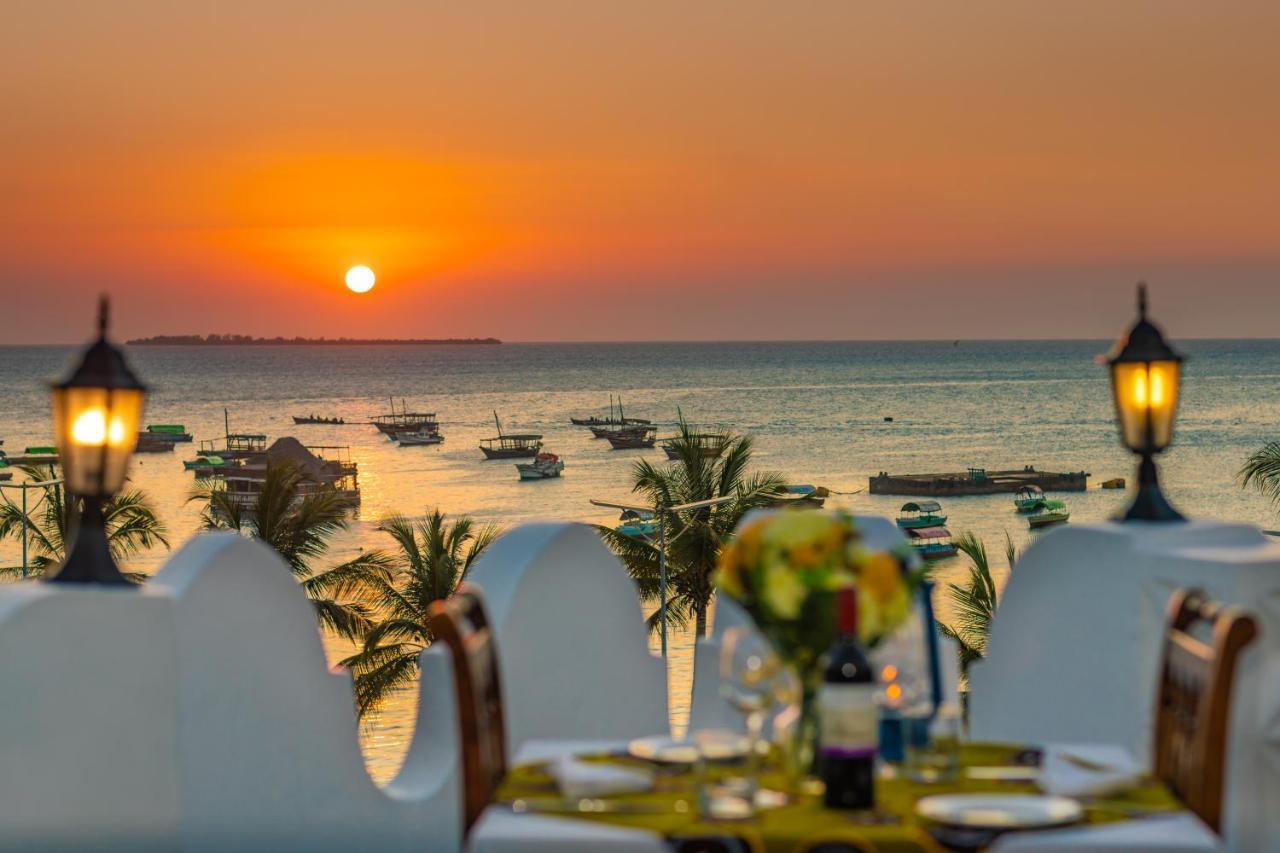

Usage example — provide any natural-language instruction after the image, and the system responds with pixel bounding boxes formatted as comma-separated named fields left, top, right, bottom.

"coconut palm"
left=596, top=419, right=786, bottom=637
left=0, top=464, right=168, bottom=581
left=340, top=509, right=499, bottom=720
left=938, top=531, right=1017, bottom=675
left=189, top=459, right=391, bottom=642
left=1239, top=442, right=1280, bottom=507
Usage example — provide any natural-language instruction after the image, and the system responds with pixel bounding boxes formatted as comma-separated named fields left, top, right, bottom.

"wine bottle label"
left=818, top=683, right=878, bottom=757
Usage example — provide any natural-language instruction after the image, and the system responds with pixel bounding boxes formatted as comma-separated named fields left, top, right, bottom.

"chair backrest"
left=1153, top=588, right=1258, bottom=833
left=429, top=584, right=506, bottom=830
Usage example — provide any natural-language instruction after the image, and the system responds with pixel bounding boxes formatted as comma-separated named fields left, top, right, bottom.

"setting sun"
left=345, top=265, right=375, bottom=293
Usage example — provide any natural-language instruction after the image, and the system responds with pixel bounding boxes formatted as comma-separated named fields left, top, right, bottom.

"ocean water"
left=2, top=339, right=1278, bottom=779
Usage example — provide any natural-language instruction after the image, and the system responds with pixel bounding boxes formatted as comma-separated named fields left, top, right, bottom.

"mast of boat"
left=618, top=397, right=625, bottom=424
left=493, top=410, right=503, bottom=437
left=608, top=394, right=614, bottom=423
left=224, top=407, right=230, bottom=440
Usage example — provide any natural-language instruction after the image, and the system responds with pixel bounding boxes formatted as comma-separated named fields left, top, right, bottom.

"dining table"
left=467, top=739, right=1222, bottom=852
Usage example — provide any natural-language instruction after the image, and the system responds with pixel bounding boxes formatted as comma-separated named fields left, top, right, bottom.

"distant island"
left=126, top=334, right=502, bottom=346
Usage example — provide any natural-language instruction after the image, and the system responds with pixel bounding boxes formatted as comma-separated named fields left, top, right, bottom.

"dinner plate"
left=627, top=735, right=700, bottom=765
left=915, top=794, right=1083, bottom=829
left=692, top=729, right=751, bottom=761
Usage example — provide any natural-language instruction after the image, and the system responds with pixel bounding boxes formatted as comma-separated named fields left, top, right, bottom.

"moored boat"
left=607, top=426, right=657, bottom=449
left=572, top=395, right=651, bottom=428
left=771, top=484, right=830, bottom=508
left=372, top=398, right=438, bottom=436
left=906, top=525, right=958, bottom=560
left=136, top=432, right=177, bottom=453
left=144, top=424, right=193, bottom=442
left=516, top=452, right=564, bottom=480
left=480, top=412, right=542, bottom=459
left=660, top=433, right=728, bottom=460
left=1026, top=499, right=1070, bottom=529
left=1014, top=485, right=1046, bottom=513
left=397, top=430, right=444, bottom=446
left=895, top=500, right=948, bottom=529
left=616, top=508, right=658, bottom=540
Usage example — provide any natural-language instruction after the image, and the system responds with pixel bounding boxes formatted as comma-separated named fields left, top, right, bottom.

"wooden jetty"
left=869, top=466, right=1088, bottom=497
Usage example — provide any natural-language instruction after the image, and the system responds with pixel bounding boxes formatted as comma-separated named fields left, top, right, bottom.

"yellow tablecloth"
left=495, top=743, right=1184, bottom=853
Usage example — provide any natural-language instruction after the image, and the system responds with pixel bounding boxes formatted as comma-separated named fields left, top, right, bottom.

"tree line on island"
left=9, top=430, right=1280, bottom=720
left=125, top=334, right=502, bottom=346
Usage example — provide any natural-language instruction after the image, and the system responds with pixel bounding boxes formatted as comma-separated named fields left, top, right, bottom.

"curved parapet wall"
left=466, top=523, right=669, bottom=753
left=0, top=533, right=462, bottom=852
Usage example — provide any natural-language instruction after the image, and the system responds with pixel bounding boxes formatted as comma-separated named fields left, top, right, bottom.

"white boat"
left=397, top=430, right=444, bottom=446
left=516, top=452, right=564, bottom=480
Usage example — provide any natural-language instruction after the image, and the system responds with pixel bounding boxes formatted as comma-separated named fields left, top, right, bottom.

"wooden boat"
left=607, top=426, right=657, bottom=449
left=397, top=430, right=444, bottom=446
left=771, top=484, right=829, bottom=508
left=292, top=415, right=345, bottom=425
left=144, top=424, right=192, bottom=442
left=906, top=526, right=958, bottom=560
left=572, top=395, right=651, bottom=428
left=479, top=412, right=542, bottom=459
left=1013, top=485, right=1046, bottom=513
left=660, top=433, right=728, bottom=460
left=1026, top=499, right=1070, bottom=529
left=516, top=452, right=564, bottom=480
left=1101, top=478, right=1126, bottom=490
left=135, top=432, right=177, bottom=453
left=895, top=500, right=948, bottom=529
left=183, top=454, right=226, bottom=471
left=372, top=398, right=439, bottom=436
left=195, top=410, right=268, bottom=461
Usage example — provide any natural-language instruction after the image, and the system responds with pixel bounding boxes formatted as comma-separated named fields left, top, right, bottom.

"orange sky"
left=2, top=2, right=1278, bottom=342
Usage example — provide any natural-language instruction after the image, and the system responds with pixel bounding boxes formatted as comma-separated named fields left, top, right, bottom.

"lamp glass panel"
left=1111, top=360, right=1181, bottom=452
left=53, top=386, right=144, bottom=495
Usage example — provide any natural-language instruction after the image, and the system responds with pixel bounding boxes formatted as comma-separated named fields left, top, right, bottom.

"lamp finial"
left=97, top=295, right=109, bottom=340
left=1137, top=282, right=1147, bottom=319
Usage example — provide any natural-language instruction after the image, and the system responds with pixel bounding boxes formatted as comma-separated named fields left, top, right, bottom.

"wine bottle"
left=819, top=586, right=877, bottom=809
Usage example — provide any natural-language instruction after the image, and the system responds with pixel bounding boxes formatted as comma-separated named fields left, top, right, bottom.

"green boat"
left=895, top=500, right=948, bottom=529
left=146, top=424, right=193, bottom=442
left=1026, top=498, right=1070, bottom=529
left=183, top=455, right=226, bottom=471
left=1013, top=485, right=1045, bottom=513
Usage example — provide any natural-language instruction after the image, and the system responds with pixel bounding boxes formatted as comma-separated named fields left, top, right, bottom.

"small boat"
left=771, top=484, right=829, bottom=508
left=397, top=430, right=444, bottom=446
left=373, top=398, right=439, bottom=436
left=516, top=452, right=564, bottom=480
left=660, top=433, right=728, bottom=460
left=197, top=410, right=268, bottom=461
left=906, top=526, right=958, bottom=560
left=895, top=500, right=948, bottom=530
left=616, top=508, right=659, bottom=540
left=1026, top=499, right=1070, bottom=529
left=183, top=454, right=226, bottom=471
left=1101, top=478, right=1126, bottom=490
left=572, top=395, right=652, bottom=428
left=480, top=412, right=542, bottom=459
left=135, top=433, right=177, bottom=453
left=144, top=424, right=193, bottom=442
left=292, top=415, right=346, bottom=425
left=608, top=426, right=658, bottom=449
left=1013, top=485, right=1046, bottom=513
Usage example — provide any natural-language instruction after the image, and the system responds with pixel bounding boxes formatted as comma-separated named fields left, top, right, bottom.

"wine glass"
left=719, top=627, right=780, bottom=806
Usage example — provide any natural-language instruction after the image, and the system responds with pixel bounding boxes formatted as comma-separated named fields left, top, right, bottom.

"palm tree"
left=189, top=459, right=391, bottom=642
left=1239, top=442, right=1280, bottom=507
left=938, top=531, right=1017, bottom=675
left=0, top=464, right=168, bottom=581
left=340, top=509, right=499, bottom=720
left=597, top=419, right=786, bottom=637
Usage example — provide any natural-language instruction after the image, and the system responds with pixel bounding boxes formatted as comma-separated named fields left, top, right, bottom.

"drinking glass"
left=904, top=706, right=962, bottom=783
left=719, top=627, right=780, bottom=807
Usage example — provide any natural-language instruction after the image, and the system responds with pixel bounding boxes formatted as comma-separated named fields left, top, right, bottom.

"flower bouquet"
left=715, top=510, right=921, bottom=690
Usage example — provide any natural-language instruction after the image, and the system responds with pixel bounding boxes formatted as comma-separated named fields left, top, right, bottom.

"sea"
left=2, top=339, right=1278, bottom=780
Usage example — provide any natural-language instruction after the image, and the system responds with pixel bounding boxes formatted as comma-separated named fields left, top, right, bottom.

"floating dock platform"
left=869, top=466, right=1088, bottom=497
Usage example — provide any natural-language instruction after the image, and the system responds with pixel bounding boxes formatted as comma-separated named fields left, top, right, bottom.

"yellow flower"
left=859, top=552, right=904, bottom=607
left=761, top=562, right=808, bottom=619
left=715, top=545, right=746, bottom=598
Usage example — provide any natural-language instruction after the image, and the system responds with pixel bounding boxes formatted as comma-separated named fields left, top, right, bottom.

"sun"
left=345, top=265, right=376, bottom=293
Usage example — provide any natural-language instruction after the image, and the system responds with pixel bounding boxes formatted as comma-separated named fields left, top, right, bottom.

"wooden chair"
left=429, top=583, right=507, bottom=831
left=1152, top=588, right=1258, bottom=833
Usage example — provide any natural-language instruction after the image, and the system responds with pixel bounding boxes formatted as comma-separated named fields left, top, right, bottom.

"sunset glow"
left=3, top=4, right=1279, bottom=341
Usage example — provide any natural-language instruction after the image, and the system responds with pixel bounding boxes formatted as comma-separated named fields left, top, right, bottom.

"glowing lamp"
left=1103, top=284, right=1185, bottom=522
left=48, top=297, right=147, bottom=584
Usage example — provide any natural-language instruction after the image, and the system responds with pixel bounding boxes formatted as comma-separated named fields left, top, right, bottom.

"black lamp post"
left=48, top=297, right=147, bottom=584
left=1104, top=283, right=1185, bottom=522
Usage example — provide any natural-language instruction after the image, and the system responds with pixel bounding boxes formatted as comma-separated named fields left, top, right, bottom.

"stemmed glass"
left=719, top=627, right=781, bottom=806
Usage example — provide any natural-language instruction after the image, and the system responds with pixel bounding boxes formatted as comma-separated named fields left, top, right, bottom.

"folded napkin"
left=1038, top=743, right=1145, bottom=798
left=549, top=756, right=655, bottom=800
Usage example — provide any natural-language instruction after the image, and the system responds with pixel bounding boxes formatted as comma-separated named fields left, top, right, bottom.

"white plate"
left=916, top=794, right=1083, bottom=829
left=627, top=735, right=700, bottom=765
left=692, top=728, right=751, bottom=761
